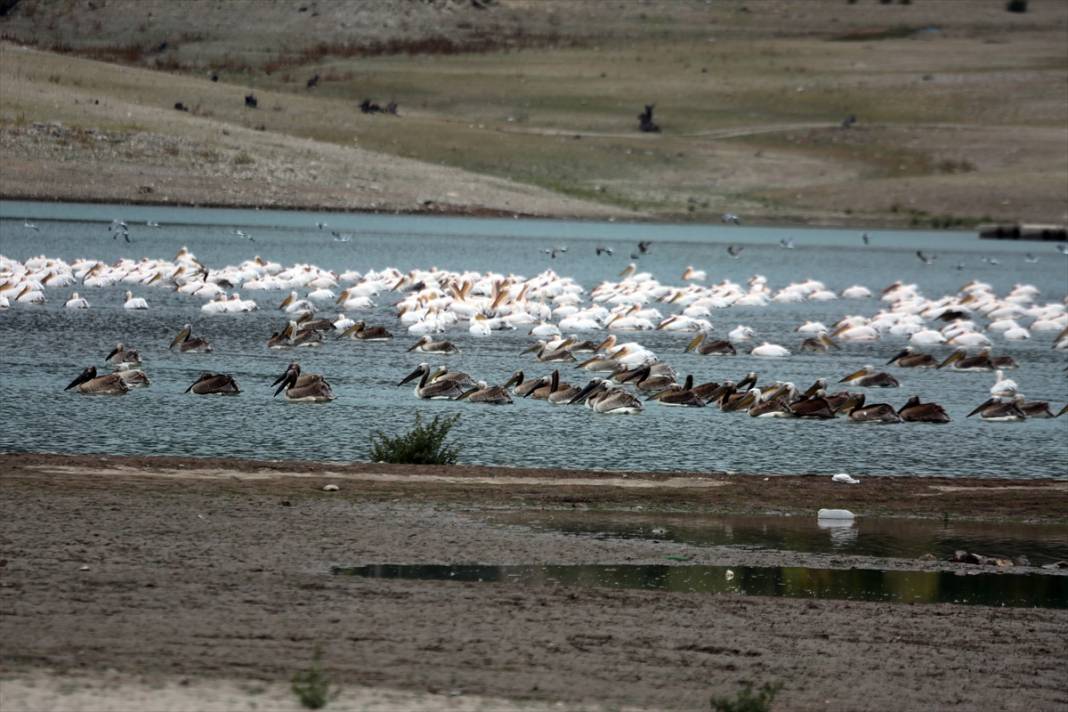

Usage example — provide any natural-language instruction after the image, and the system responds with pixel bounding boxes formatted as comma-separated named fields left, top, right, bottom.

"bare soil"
left=2, top=453, right=1066, bottom=711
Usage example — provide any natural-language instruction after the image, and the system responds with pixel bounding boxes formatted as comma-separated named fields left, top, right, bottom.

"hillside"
left=1, top=0, right=1066, bottom=225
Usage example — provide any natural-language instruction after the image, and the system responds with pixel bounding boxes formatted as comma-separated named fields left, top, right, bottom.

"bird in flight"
left=727, top=245, right=744, bottom=259
left=637, top=240, right=652, bottom=254
left=916, top=250, right=936, bottom=264
left=595, top=245, right=614, bottom=256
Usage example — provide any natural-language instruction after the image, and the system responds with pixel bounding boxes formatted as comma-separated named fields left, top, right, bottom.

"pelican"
left=787, top=393, right=836, bottom=419
left=185, top=373, right=240, bottom=395
left=886, top=347, right=937, bottom=368
left=967, top=396, right=1026, bottom=421
left=722, top=387, right=761, bottom=413
left=728, top=325, right=755, bottom=342
left=524, top=339, right=576, bottom=362
left=503, top=370, right=548, bottom=398
left=65, top=292, right=89, bottom=309
left=271, top=363, right=334, bottom=402
left=750, top=342, right=790, bottom=358
left=686, top=333, right=736, bottom=355
left=65, top=366, right=129, bottom=395
left=799, top=334, right=839, bottom=352
left=170, top=324, right=213, bottom=352
left=989, top=370, right=1018, bottom=397
left=839, top=365, right=900, bottom=388
left=398, top=363, right=468, bottom=400
left=568, top=379, right=644, bottom=414
left=457, top=380, right=514, bottom=405
left=341, top=320, right=393, bottom=341
left=844, top=395, right=902, bottom=423
left=938, top=348, right=994, bottom=371
left=105, top=343, right=141, bottom=369
left=114, top=368, right=150, bottom=388
left=646, top=375, right=705, bottom=407
left=123, top=291, right=148, bottom=310
left=898, top=396, right=951, bottom=423
left=408, top=335, right=459, bottom=354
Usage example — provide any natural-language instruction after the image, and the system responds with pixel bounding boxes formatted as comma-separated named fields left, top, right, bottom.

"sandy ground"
left=2, top=453, right=1067, bottom=711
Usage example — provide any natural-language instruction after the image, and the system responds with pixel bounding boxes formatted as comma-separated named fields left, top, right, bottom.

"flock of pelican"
left=2, top=244, right=1067, bottom=423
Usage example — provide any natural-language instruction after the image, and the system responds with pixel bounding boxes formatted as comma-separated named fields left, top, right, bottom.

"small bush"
left=710, top=681, right=783, bottom=712
left=292, top=649, right=337, bottom=709
left=370, top=413, right=461, bottom=465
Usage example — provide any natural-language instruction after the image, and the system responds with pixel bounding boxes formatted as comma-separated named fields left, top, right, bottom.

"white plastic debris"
left=725, top=569, right=735, bottom=581
left=322, top=484, right=339, bottom=492
left=831, top=473, right=860, bottom=485
left=817, top=508, right=856, bottom=520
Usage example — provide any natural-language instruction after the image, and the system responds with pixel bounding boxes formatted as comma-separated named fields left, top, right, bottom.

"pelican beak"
left=170, top=326, right=190, bottom=350
left=842, top=393, right=865, bottom=414
left=887, top=348, right=909, bottom=365
left=279, top=293, right=293, bottom=310
left=593, top=336, right=614, bottom=353
left=456, top=387, right=477, bottom=401
left=104, top=346, right=120, bottom=362
left=340, top=323, right=358, bottom=338
left=685, top=333, right=704, bottom=352
left=937, top=350, right=962, bottom=369
left=335, top=290, right=348, bottom=305
left=966, top=398, right=995, bottom=418
left=520, top=342, right=543, bottom=355
left=839, top=368, right=867, bottom=384
left=820, top=334, right=840, bottom=350
left=568, top=380, right=597, bottom=405
left=65, top=367, right=93, bottom=391
left=271, top=366, right=294, bottom=388
left=184, top=379, right=198, bottom=394
left=502, top=371, right=521, bottom=389
left=398, top=366, right=424, bottom=386
left=738, top=391, right=757, bottom=410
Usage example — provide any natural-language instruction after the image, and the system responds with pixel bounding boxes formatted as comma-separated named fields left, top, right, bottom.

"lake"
left=1, top=200, right=1065, bottom=478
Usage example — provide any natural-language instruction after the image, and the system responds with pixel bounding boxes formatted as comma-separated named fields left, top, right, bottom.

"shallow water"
left=332, top=563, right=1068, bottom=608
left=1, top=200, right=1066, bottom=477
left=493, top=511, right=1068, bottom=565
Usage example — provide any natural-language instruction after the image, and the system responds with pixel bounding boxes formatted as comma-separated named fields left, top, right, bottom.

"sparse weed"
left=291, top=648, right=337, bottom=709
left=370, top=413, right=461, bottom=465
left=710, top=681, right=783, bottom=712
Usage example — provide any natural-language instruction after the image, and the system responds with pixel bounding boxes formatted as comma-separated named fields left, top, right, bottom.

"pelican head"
left=502, top=370, right=524, bottom=389
left=65, top=366, right=97, bottom=391
left=937, top=348, right=966, bottom=369
left=271, top=362, right=301, bottom=396
left=170, top=324, right=192, bottom=349
left=398, top=362, right=430, bottom=386
left=406, top=335, right=430, bottom=352
left=568, top=378, right=605, bottom=405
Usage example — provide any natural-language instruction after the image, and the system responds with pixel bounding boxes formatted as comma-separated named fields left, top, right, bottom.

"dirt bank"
left=2, top=453, right=1066, bottom=711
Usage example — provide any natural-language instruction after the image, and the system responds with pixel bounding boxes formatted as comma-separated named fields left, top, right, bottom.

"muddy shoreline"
left=2, top=452, right=1067, bottom=710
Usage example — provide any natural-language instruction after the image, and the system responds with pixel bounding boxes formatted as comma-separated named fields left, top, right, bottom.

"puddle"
left=490, top=512, right=1068, bottom=566
left=332, top=564, right=1067, bottom=608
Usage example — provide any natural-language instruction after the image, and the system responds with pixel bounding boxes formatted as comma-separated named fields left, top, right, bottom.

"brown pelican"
left=290, top=326, right=324, bottom=348
left=408, top=335, right=460, bottom=355
left=341, top=320, right=393, bottom=341
left=185, top=372, right=240, bottom=395
left=647, top=375, right=706, bottom=407
left=1057, top=403, right=1068, bottom=417
left=735, top=371, right=759, bottom=392
left=504, top=370, right=548, bottom=397
left=966, top=396, right=1026, bottom=421
left=938, top=348, right=997, bottom=371
left=271, top=363, right=334, bottom=402
left=105, top=343, right=141, bottom=369
left=844, top=394, right=902, bottom=423
left=685, top=333, right=736, bottom=355
left=295, top=313, right=335, bottom=332
left=619, top=363, right=678, bottom=393
left=65, top=366, right=129, bottom=395
left=886, top=347, right=937, bottom=368
left=544, top=371, right=583, bottom=405
left=748, top=396, right=793, bottom=418
left=799, top=334, right=839, bottom=353
left=114, top=368, right=150, bottom=388
left=398, top=363, right=468, bottom=400
left=898, top=396, right=950, bottom=423
left=523, top=339, right=576, bottom=362
left=722, top=387, right=761, bottom=413
left=1017, top=399, right=1056, bottom=418
left=839, top=365, right=900, bottom=388
left=788, top=393, right=836, bottom=419
left=568, top=379, right=644, bottom=414
left=170, top=324, right=213, bottom=353
left=457, top=380, right=514, bottom=405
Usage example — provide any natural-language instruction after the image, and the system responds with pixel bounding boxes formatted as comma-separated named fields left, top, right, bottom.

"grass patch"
left=291, top=648, right=337, bottom=710
left=710, top=681, right=783, bottom=712
left=370, top=413, right=461, bottom=465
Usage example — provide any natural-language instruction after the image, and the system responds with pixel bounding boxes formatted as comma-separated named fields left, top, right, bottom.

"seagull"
left=916, top=250, right=936, bottom=265
left=543, top=246, right=567, bottom=259
left=637, top=240, right=652, bottom=254
left=862, top=232, right=870, bottom=245
left=23, top=220, right=39, bottom=231
left=727, top=244, right=744, bottom=259
left=779, top=238, right=795, bottom=249
left=595, top=245, right=614, bottom=256
left=233, top=229, right=254, bottom=242
left=721, top=213, right=741, bottom=225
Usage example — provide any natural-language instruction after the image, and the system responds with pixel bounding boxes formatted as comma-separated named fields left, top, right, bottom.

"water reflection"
left=332, top=563, right=1068, bottom=608
left=493, top=512, right=1068, bottom=565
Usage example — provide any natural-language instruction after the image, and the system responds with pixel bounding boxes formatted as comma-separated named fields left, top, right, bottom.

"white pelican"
left=728, top=325, right=755, bottom=342
left=990, top=370, right=1018, bottom=397
left=65, top=292, right=89, bottom=309
left=750, top=342, right=790, bottom=358
left=840, top=285, right=872, bottom=299
left=123, top=291, right=148, bottom=309
left=909, top=329, right=946, bottom=346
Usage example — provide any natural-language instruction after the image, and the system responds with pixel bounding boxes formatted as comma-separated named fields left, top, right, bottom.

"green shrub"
left=291, top=649, right=337, bottom=709
left=370, top=413, right=461, bottom=465
left=710, top=681, right=783, bottom=712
